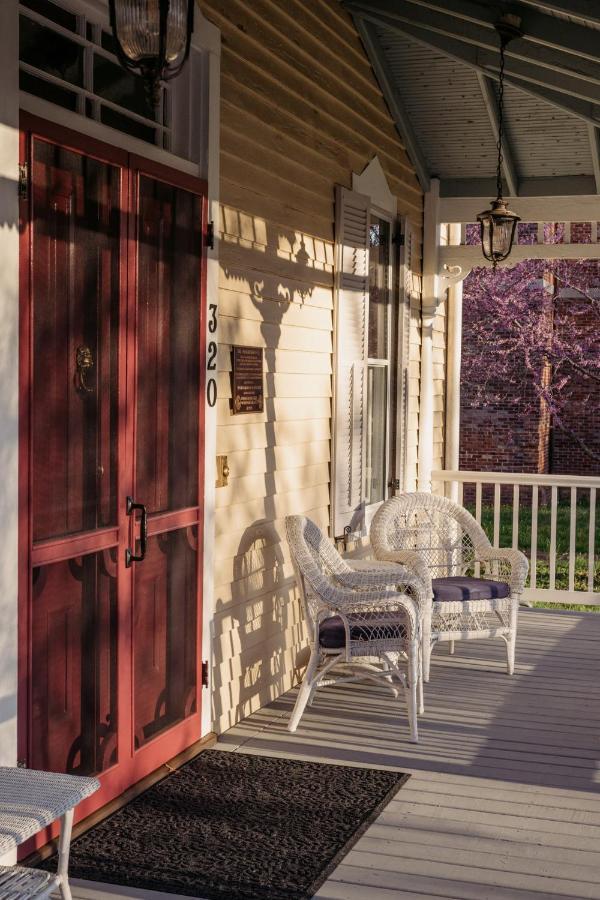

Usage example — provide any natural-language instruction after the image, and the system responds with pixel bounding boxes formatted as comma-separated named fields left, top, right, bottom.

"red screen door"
left=19, top=116, right=207, bottom=824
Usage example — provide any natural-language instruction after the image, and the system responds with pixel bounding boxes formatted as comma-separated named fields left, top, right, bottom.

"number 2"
left=207, top=341, right=217, bottom=370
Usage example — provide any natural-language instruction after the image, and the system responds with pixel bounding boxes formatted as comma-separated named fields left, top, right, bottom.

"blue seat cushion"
left=319, top=614, right=406, bottom=649
left=432, top=576, right=510, bottom=602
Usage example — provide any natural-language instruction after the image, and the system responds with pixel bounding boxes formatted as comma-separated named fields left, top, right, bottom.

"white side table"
left=0, top=767, right=99, bottom=899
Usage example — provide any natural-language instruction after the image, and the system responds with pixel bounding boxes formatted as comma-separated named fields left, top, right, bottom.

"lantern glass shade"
left=477, top=198, right=520, bottom=265
left=112, top=0, right=190, bottom=66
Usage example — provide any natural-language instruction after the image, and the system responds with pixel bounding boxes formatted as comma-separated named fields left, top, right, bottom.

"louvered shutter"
left=331, top=186, right=370, bottom=539
left=395, top=217, right=421, bottom=491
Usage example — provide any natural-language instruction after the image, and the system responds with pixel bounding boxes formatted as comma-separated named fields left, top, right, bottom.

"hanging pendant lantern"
left=108, top=0, right=194, bottom=107
left=477, top=15, right=521, bottom=268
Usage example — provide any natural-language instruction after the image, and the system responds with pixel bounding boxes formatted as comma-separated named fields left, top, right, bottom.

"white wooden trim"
left=418, top=177, right=441, bottom=492
left=352, top=156, right=397, bottom=217
left=198, top=10, right=220, bottom=739
left=444, top=223, right=462, bottom=502
left=435, top=469, right=600, bottom=488
left=522, top=588, right=600, bottom=605
left=440, top=242, right=600, bottom=272
left=439, top=194, right=600, bottom=224
left=0, top=0, right=19, bottom=769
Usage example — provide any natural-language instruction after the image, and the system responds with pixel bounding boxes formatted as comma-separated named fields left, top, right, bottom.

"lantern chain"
left=496, top=35, right=507, bottom=201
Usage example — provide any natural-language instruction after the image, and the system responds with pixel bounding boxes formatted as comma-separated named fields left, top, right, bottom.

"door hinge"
left=205, top=220, right=215, bottom=250
left=388, top=478, right=401, bottom=491
left=201, top=660, right=209, bottom=688
left=18, top=164, right=28, bottom=201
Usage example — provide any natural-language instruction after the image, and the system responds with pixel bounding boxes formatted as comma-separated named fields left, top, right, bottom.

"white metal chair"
left=371, top=493, right=528, bottom=681
left=285, top=515, right=427, bottom=742
left=0, top=766, right=99, bottom=899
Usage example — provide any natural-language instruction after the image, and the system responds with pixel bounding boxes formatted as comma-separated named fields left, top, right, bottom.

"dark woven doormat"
left=40, top=750, right=408, bottom=900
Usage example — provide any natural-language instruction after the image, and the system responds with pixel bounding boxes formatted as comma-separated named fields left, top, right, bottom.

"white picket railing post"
left=588, top=488, right=596, bottom=593
left=550, top=486, right=557, bottom=591
left=530, top=485, right=538, bottom=592
left=493, top=483, right=501, bottom=549
left=569, top=486, right=577, bottom=593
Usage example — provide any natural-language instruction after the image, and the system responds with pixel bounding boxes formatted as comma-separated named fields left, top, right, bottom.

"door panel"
left=133, top=527, right=198, bottom=748
left=133, top=171, right=203, bottom=751
left=31, top=550, right=118, bottom=776
left=135, top=175, right=201, bottom=515
left=32, top=140, right=120, bottom=542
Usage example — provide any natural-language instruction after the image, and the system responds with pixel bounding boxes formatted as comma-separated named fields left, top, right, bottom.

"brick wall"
left=459, top=279, right=600, bottom=476
left=551, top=295, right=600, bottom=474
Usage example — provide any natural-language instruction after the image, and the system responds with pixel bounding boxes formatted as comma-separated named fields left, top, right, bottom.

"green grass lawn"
left=466, top=500, right=600, bottom=610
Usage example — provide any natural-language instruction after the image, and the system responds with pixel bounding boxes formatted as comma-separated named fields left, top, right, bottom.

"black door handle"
left=126, top=496, right=147, bottom=567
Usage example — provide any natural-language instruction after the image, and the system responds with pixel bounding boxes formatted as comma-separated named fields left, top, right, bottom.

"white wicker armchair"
left=285, top=515, right=428, bottom=742
left=371, top=493, right=529, bottom=681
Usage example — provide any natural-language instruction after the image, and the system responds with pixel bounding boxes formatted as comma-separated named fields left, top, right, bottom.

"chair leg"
left=506, top=597, right=519, bottom=675
left=422, top=612, right=432, bottom=683
left=418, top=652, right=424, bottom=716
left=407, top=640, right=419, bottom=743
left=57, top=809, right=74, bottom=900
left=288, top=646, right=320, bottom=732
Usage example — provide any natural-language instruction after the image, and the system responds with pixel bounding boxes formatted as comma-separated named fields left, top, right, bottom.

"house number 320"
left=206, top=303, right=218, bottom=407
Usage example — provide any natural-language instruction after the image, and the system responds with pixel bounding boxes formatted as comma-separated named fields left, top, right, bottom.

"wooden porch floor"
left=72, top=607, right=600, bottom=900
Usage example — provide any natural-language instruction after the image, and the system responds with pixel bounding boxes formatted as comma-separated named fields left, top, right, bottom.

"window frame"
left=364, top=206, right=394, bottom=530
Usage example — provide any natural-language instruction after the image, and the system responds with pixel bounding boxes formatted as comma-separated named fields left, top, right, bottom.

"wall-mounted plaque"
left=232, top=345, right=264, bottom=414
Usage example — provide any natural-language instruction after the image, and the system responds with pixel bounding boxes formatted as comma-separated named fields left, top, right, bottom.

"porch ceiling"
left=342, top=0, right=600, bottom=198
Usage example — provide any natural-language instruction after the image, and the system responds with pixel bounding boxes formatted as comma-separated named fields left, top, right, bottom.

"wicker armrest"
left=340, top=559, right=429, bottom=617
left=369, top=549, right=432, bottom=593
left=474, top=547, right=529, bottom=594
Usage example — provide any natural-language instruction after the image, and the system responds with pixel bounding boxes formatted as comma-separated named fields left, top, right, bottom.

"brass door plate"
left=216, top=455, right=230, bottom=488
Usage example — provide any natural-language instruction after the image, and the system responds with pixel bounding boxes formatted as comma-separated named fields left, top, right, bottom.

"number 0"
left=207, top=378, right=217, bottom=407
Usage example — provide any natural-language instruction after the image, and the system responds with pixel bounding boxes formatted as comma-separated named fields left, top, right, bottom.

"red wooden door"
left=19, top=116, right=206, bottom=829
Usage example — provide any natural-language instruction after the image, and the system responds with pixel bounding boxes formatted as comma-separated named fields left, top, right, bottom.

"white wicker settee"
left=285, top=515, right=428, bottom=742
left=371, top=493, right=529, bottom=680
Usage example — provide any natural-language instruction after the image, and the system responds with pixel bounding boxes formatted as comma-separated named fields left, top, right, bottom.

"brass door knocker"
left=76, top=346, right=94, bottom=394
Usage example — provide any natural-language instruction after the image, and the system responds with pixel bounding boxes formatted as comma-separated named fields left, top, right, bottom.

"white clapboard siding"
left=331, top=185, right=370, bottom=539
left=199, top=0, right=424, bottom=736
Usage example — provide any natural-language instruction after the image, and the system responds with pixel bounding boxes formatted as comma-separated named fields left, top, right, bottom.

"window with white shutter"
left=331, top=186, right=370, bottom=540
left=332, top=179, right=420, bottom=540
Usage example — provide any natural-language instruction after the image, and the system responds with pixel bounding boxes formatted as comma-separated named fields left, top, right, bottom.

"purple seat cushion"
left=432, top=576, right=510, bottom=602
left=319, top=614, right=407, bottom=649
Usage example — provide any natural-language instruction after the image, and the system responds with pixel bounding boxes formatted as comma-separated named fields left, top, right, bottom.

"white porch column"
left=444, top=224, right=464, bottom=502
left=418, top=178, right=441, bottom=492
left=0, top=0, right=19, bottom=769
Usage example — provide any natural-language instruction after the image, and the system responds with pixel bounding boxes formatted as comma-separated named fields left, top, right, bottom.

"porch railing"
left=431, top=469, right=600, bottom=606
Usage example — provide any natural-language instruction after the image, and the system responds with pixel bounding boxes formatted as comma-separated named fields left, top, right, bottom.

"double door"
left=19, top=115, right=207, bottom=820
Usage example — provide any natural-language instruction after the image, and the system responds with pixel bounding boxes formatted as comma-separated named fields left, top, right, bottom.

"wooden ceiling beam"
left=345, top=7, right=600, bottom=127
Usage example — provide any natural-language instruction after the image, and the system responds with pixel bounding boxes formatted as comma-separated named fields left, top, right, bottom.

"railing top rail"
left=432, top=469, right=600, bottom=489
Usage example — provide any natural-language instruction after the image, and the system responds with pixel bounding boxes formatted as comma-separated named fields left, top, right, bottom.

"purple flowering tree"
left=461, top=259, right=600, bottom=462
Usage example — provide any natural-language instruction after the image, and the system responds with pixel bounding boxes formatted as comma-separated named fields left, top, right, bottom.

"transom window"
left=19, top=0, right=171, bottom=149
